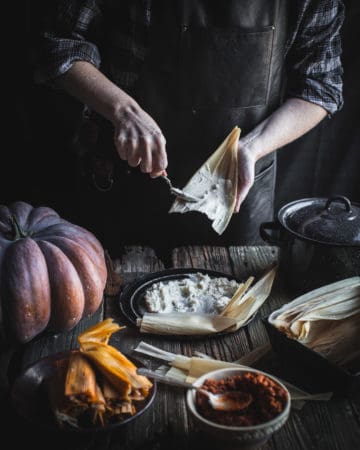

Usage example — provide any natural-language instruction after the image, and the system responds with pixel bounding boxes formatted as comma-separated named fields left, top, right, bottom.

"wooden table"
left=1, top=246, right=359, bottom=450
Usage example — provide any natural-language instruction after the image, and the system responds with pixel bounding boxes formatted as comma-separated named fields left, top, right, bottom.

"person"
left=29, top=0, right=344, bottom=256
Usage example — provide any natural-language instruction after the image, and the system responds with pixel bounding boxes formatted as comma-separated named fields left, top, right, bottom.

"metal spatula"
left=161, top=175, right=200, bottom=203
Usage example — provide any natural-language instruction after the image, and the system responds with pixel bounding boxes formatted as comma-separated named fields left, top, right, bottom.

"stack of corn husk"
left=268, top=277, right=360, bottom=367
left=134, top=341, right=333, bottom=408
left=45, top=319, right=152, bottom=429
left=136, top=264, right=276, bottom=335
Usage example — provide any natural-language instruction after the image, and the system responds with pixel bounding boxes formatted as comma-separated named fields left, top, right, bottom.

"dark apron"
left=80, top=0, right=288, bottom=251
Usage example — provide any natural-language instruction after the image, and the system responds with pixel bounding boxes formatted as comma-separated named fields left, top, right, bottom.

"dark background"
left=3, top=0, right=360, bottom=245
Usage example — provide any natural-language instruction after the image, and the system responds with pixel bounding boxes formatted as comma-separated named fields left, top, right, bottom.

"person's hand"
left=113, top=102, right=168, bottom=177
left=234, top=141, right=256, bottom=213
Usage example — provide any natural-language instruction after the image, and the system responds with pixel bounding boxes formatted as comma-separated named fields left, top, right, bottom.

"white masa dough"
left=169, top=165, right=234, bottom=233
left=144, top=272, right=240, bottom=315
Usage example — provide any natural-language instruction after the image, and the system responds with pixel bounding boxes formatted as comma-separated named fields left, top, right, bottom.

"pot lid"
left=279, top=195, right=360, bottom=246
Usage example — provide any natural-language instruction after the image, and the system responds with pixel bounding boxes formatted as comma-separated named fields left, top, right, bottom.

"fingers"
left=115, top=133, right=167, bottom=175
left=127, top=138, right=142, bottom=167
left=150, top=134, right=167, bottom=177
left=139, top=138, right=152, bottom=173
left=116, top=133, right=128, bottom=161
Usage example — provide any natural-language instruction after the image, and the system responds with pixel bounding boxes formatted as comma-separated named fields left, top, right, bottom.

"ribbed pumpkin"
left=0, top=201, right=108, bottom=344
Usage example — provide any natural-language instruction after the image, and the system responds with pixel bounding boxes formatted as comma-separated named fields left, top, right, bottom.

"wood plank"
left=2, top=245, right=358, bottom=450
left=106, top=246, right=188, bottom=449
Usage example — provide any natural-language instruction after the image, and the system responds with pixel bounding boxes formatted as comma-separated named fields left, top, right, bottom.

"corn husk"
left=221, top=265, right=277, bottom=330
left=46, top=319, right=152, bottom=429
left=45, top=361, right=81, bottom=428
left=78, top=317, right=124, bottom=346
left=137, top=312, right=237, bottom=335
left=80, top=341, right=152, bottom=396
left=219, top=277, right=255, bottom=317
left=101, top=378, right=136, bottom=417
left=134, top=341, right=332, bottom=408
left=64, top=352, right=98, bottom=401
left=136, top=265, right=276, bottom=336
left=268, top=276, right=360, bottom=366
left=46, top=353, right=107, bottom=428
left=169, top=126, right=240, bottom=235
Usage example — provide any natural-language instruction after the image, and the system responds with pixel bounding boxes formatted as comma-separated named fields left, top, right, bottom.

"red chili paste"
left=195, top=372, right=288, bottom=427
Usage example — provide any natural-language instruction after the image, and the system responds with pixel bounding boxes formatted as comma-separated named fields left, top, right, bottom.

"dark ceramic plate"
left=118, top=267, right=250, bottom=338
left=10, top=350, right=157, bottom=433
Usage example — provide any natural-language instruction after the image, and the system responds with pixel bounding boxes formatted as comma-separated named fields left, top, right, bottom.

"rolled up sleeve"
left=285, top=0, right=345, bottom=116
left=32, top=0, right=103, bottom=85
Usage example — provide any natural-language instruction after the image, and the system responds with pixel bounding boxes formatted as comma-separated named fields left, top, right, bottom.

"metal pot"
left=260, top=195, right=360, bottom=295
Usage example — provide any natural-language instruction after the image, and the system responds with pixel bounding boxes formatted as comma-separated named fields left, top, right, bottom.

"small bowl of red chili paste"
left=186, top=368, right=291, bottom=448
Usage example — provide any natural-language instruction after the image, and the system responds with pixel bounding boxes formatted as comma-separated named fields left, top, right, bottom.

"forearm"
left=55, top=61, right=167, bottom=176
left=240, top=98, right=328, bottom=161
left=54, top=61, right=135, bottom=124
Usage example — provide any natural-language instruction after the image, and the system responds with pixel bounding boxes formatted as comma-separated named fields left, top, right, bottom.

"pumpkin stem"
left=10, top=215, right=27, bottom=240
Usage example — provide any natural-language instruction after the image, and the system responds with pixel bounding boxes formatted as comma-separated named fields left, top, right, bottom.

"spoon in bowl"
left=137, top=368, right=253, bottom=412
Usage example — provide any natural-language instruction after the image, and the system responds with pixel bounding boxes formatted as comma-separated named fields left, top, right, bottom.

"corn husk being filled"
left=45, top=319, right=152, bottom=429
left=268, top=277, right=360, bottom=367
left=136, top=265, right=276, bottom=336
left=169, top=126, right=240, bottom=235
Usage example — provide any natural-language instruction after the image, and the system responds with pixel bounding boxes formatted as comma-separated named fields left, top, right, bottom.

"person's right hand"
left=113, top=102, right=168, bottom=178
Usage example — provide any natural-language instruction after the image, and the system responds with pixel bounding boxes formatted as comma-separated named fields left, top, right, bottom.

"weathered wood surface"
left=1, top=245, right=359, bottom=450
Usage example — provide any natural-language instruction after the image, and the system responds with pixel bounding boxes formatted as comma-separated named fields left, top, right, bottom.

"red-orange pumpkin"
left=0, top=201, right=107, bottom=344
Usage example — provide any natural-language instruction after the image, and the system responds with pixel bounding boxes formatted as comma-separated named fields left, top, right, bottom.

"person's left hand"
left=234, top=141, right=256, bottom=213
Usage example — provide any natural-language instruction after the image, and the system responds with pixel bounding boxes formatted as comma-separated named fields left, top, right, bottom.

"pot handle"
left=259, top=221, right=283, bottom=245
left=325, top=195, right=352, bottom=213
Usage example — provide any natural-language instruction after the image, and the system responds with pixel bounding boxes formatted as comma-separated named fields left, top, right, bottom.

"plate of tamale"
left=10, top=350, right=157, bottom=433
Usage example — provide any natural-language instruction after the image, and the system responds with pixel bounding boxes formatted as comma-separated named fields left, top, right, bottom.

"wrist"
left=108, top=91, right=132, bottom=121
left=238, top=133, right=263, bottom=163
left=110, top=93, right=139, bottom=125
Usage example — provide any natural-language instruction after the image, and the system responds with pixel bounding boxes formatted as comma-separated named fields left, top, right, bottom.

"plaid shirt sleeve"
left=285, top=0, right=345, bottom=116
left=32, top=0, right=103, bottom=84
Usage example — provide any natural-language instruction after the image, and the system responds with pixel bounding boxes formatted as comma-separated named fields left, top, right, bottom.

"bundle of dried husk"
left=136, top=265, right=276, bottom=336
left=169, top=126, right=240, bottom=235
left=268, top=277, right=360, bottom=366
left=134, top=341, right=333, bottom=408
left=46, top=319, right=152, bottom=428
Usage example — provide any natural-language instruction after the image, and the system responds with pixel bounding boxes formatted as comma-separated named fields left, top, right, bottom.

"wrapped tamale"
left=65, top=352, right=98, bottom=402
left=45, top=353, right=106, bottom=428
left=169, top=126, right=241, bottom=235
left=44, top=360, right=80, bottom=428
left=78, top=318, right=124, bottom=345
left=45, top=320, right=153, bottom=429
left=91, top=383, right=106, bottom=426
left=80, top=340, right=152, bottom=398
left=64, top=352, right=107, bottom=426
left=78, top=319, right=152, bottom=397
left=101, top=377, right=136, bottom=420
